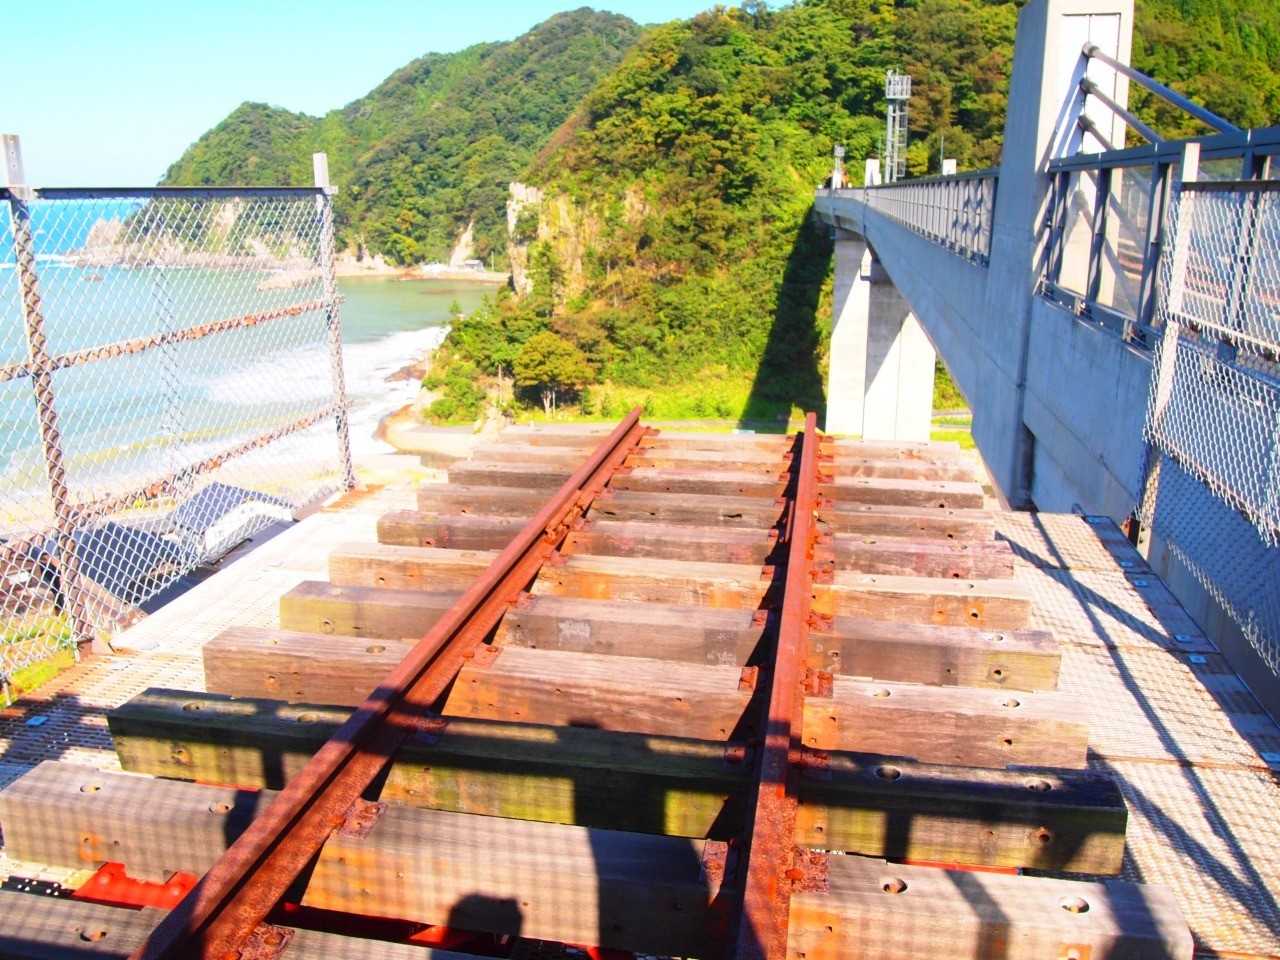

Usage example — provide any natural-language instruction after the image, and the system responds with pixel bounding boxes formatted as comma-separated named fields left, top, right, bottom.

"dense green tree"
left=513, top=330, right=593, bottom=415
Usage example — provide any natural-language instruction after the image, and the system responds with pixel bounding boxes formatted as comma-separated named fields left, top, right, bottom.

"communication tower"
left=884, top=70, right=911, bottom=183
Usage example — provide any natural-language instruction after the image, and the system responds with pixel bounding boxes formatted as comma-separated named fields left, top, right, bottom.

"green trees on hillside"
left=162, top=9, right=643, bottom=267
left=424, top=0, right=1279, bottom=424
left=514, top=331, right=593, bottom=416
left=167, top=0, right=1280, bottom=424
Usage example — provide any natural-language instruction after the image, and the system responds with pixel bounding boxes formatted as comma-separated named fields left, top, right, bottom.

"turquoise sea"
left=0, top=264, right=490, bottom=503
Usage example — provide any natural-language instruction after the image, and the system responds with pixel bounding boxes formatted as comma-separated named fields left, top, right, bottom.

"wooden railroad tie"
left=0, top=418, right=1193, bottom=960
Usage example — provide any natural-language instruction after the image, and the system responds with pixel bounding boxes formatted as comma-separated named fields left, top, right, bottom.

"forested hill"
left=166, top=0, right=1280, bottom=423
left=426, top=0, right=1280, bottom=424
left=161, top=8, right=643, bottom=266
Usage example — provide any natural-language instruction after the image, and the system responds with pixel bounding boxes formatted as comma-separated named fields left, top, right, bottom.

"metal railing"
left=1041, top=47, right=1280, bottom=678
left=1042, top=38, right=1277, bottom=346
left=1043, top=127, right=1279, bottom=346
left=1139, top=167, right=1280, bottom=674
left=0, top=137, right=354, bottom=695
left=832, top=168, right=998, bottom=265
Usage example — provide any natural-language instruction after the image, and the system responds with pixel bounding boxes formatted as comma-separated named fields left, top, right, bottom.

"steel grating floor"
left=0, top=476, right=1276, bottom=957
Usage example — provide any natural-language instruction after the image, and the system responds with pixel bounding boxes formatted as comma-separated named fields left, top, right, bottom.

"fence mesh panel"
left=0, top=189, right=350, bottom=691
left=1143, top=179, right=1280, bottom=674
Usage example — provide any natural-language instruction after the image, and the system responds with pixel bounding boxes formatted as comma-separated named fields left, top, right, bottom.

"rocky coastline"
left=68, top=216, right=509, bottom=286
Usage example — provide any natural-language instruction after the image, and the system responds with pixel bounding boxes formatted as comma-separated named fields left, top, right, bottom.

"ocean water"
left=338, top=276, right=491, bottom=454
left=0, top=265, right=491, bottom=503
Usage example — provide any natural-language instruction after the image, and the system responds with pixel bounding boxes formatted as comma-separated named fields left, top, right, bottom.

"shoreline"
left=335, top=260, right=509, bottom=285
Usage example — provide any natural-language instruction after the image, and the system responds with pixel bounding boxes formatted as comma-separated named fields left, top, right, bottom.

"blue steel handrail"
left=1082, top=43, right=1240, bottom=137
left=1041, top=39, right=1277, bottom=346
left=1050, top=125, right=1280, bottom=174
left=1042, top=124, right=1279, bottom=347
left=827, top=167, right=999, bottom=266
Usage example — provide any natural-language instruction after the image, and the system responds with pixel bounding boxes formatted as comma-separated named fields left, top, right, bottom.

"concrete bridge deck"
left=0, top=449, right=1276, bottom=957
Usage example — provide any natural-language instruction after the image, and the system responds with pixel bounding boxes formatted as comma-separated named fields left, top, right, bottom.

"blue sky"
left=4, top=1, right=716, bottom=187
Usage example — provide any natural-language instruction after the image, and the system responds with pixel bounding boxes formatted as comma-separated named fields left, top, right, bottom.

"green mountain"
left=162, top=8, right=644, bottom=266
left=167, top=1, right=1280, bottom=422
left=429, top=0, right=1280, bottom=424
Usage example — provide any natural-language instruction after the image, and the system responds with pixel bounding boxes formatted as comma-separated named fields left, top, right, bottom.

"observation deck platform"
left=0, top=433, right=1276, bottom=958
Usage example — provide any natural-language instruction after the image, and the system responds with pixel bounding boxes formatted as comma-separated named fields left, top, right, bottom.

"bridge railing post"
left=313, top=152, right=356, bottom=493
left=1133, top=141, right=1199, bottom=548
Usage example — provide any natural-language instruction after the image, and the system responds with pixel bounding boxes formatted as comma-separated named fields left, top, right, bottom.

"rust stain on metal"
left=788, top=849, right=830, bottom=894
left=511, top=591, right=539, bottom=612
left=728, top=412, right=822, bottom=960
left=739, top=666, right=760, bottom=692
left=802, top=668, right=833, bottom=698
left=795, top=748, right=831, bottom=780
left=237, top=925, right=294, bottom=960
left=410, top=714, right=449, bottom=746
left=468, top=644, right=503, bottom=670
left=806, top=612, right=833, bottom=633
left=724, top=743, right=754, bottom=771
left=335, top=800, right=386, bottom=840
left=701, top=839, right=730, bottom=884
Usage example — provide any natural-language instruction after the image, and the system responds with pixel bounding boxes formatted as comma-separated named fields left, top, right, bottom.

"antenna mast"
left=884, top=69, right=911, bottom=183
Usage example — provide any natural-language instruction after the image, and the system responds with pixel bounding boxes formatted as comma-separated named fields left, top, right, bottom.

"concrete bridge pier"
left=827, top=229, right=936, bottom=440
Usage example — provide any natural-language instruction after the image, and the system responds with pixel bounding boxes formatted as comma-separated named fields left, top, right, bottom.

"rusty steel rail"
left=729, top=411, right=823, bottom=960
left=130, top=409, right=649, bottom=960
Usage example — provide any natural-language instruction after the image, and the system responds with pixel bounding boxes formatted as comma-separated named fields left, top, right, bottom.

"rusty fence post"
left=313, top=153, right=356, bottom=491
left=2, top=134, right=99, bottom=657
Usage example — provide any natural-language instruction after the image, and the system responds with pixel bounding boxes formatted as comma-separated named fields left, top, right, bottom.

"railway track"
left=0, top=411, right=1193, bottom=959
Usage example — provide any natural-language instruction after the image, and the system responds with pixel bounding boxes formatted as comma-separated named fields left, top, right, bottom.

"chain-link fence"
left=1142, top=177, right=1280, bottom=673
left=0, top=145, right=353, bottom=695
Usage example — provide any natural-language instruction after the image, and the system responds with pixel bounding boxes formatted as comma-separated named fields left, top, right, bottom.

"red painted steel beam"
left=129, top=409, right=649, bottom=960
left=728, top=411, right=821, bottom=960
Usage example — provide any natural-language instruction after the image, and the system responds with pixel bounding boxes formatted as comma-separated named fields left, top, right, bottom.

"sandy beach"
left=334, top=251, right=509, bottom=285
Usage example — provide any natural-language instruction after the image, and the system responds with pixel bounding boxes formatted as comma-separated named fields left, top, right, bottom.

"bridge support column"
left=827, top=231, right=935, bottom=441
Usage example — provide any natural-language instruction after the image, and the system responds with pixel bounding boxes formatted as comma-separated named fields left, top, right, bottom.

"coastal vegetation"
left=167, top=0, right=1280, bottom=424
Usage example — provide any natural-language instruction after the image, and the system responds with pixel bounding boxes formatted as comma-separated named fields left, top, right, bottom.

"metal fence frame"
left=1042, top=124, right=1280, bottom=348
left=1, top=137, right=354, bottom=670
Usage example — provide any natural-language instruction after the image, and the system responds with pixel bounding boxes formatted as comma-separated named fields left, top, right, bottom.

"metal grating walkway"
left=997, top=511, right=1280, bottom=957
left=0, top=472, right=1276, bottom=957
